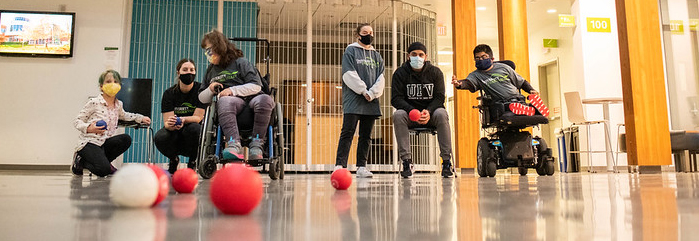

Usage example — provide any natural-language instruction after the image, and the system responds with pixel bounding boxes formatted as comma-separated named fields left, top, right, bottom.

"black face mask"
left=179, top=73, right=195, bottom=85
left=359, top=34, right=373, bottom=45
left=475, top=58, right=493, bottom=70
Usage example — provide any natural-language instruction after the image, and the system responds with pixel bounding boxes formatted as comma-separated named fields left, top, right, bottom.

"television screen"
left=116, top=78, right=152, bottom=118
left=0, top=10, right=75, bottom=58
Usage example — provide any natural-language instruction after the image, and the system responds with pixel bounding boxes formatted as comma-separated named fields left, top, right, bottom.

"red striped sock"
left=509, top=102, right=535, bottom=116
left=527, top=94, right=550, bottom=117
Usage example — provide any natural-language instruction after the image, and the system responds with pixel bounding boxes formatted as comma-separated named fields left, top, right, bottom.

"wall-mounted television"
left=0, top=10, right=75, bottom=58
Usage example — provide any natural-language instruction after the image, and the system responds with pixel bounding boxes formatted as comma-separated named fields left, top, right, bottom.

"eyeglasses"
left=474, top=55, right=490, bottom=61
left=204, top=48, right=213, bottom=57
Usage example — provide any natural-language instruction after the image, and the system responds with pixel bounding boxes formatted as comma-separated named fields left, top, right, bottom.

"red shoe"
left=528, top=94, right=550, bottom=117
left=509, top=102, right=535, bottom=116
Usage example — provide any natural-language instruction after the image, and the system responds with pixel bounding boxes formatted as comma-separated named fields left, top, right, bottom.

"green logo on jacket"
left=356, top=57, right=380, bottom=68
left=212, top=70, right=239, bottom=83
left=485, top=73, right=510, bottom=85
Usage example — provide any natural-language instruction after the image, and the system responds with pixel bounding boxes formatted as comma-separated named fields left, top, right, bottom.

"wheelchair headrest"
left=495, top=60, right=516, bottom=70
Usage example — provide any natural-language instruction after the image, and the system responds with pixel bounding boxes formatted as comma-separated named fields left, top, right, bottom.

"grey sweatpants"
left=393, top=108, right=453, bottom=163
left=218, top=94, right=274, bottom=142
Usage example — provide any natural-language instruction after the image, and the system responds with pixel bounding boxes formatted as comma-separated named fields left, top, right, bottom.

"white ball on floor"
left=110, top=164, right=159, bottom=208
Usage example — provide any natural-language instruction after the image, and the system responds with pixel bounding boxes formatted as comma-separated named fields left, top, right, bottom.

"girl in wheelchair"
left=72, top=70, right=151, bottom=177
left=197, top=30, right=274, bottom=161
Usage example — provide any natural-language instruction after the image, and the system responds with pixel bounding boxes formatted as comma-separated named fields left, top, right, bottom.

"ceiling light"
left=547, top=9, right=557, bottom=13
left=477, top=6, right=486, bottom=11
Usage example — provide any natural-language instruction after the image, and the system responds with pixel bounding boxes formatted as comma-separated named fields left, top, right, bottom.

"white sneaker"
left=334, top=165, right=343, bottom=172
left=356, top=167, right=374, bottom=178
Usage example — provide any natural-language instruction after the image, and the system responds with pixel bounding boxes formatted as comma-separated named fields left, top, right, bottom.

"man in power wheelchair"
left=196, top=31, right=284, bottom=179
left=451, top=44, right=555, bottom=177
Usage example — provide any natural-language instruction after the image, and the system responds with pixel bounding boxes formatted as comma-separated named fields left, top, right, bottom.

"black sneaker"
left=71, top=153, right=83, bottom=176
left=109, top=163, right=118, bottom=174
left=186, top=157, right=197, bottom=169
left=442, top=161, right=454, bottom=178
left=168, top=156, right=180, bottom=174
left=400, top=159, right=414, bottom=178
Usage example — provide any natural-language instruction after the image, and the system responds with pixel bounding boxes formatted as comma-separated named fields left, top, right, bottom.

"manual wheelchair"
left=196, top=38, right=285, bottom=179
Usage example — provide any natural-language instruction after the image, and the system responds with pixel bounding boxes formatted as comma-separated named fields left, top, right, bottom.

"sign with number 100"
left=587, top=17, right=611, bottom=33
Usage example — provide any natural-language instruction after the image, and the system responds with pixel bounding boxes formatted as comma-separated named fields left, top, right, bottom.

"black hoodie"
left=391, top=61, right=445, bottom=114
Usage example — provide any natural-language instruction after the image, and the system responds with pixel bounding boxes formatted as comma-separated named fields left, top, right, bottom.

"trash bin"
left=557, top=127, right=580, bottom=172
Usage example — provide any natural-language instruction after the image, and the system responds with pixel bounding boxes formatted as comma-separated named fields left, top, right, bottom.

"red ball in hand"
left=409, top=109, right=421, bottom=122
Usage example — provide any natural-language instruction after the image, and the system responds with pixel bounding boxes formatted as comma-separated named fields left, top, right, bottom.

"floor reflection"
left=2, top=171, right=699, bottom=240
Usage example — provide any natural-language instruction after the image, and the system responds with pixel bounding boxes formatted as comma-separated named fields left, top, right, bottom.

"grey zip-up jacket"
left=341, top=42, right=385, bottom=116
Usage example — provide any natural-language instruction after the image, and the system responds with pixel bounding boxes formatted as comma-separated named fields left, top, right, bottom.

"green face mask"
left=101, top=82, right=121, bottom=97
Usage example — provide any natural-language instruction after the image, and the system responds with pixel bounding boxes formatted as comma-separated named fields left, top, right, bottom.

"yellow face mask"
left=101, top=83, right=121, bottom=97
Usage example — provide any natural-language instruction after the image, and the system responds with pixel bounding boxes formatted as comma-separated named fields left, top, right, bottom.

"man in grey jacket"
left=334, top=23, right=385, bottom=178
left=391, top=42, right=453, bottom=178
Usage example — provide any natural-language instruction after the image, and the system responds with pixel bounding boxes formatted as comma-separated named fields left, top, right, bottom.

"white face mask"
left=409, top=56, right=425, bottom=69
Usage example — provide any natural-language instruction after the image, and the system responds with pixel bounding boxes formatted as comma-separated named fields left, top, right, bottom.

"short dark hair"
left=98, top=70, right=121, bottom=86
left=200, top=29, right=244, bottom=67
left=355, top=23, right=372, bottom=36
left=473, top=44, right=493, bottom=58
left=176, top=58, right=196, bottom=72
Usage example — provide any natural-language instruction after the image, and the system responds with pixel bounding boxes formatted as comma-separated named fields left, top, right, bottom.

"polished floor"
left=1, top=169, right=698, bottom=241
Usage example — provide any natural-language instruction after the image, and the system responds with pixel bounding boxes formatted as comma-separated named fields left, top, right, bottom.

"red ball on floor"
left=172, top=168, right=198, bottom=193
left=331, top=168, right=352, bottom=190
left=147, top=164, right=170, bottom=207
left=210, top=164, right=263, bottom=215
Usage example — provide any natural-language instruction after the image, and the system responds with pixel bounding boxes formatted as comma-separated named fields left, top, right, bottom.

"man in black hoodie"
left=391, top=42, right=453, bottom=178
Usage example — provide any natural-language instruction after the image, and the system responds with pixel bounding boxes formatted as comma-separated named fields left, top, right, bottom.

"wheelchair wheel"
left=198, top=155, right=218, bottom=179
left=518, top=166, right=528, bottom=176
left=486, top=161, right=497, bottom=177
left=536, top=161, right=547, bottom=176
left=268, top=158, right=280, bottom=180
left=534, top=137, right=555, bottom=176
left=545, top=158, right=555, bottom=175
left=278, top=155, right=285, bottom=179
left=274, top=102, right=285, bottom=180
left=477, top=138, right=492, bottom=177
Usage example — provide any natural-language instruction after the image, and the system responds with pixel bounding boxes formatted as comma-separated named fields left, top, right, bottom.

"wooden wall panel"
left=497, top=0, right=531, bottom=80
left=616, top=0, right=672, bottom=166
left=451, top=0, right=480, bottom=169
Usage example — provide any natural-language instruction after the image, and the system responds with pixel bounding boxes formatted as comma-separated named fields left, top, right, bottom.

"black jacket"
left=391, top=61, right=445, bottom=114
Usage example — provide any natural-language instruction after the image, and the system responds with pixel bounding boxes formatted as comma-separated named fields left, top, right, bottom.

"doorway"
left=537, top=59, right=563, bottom=161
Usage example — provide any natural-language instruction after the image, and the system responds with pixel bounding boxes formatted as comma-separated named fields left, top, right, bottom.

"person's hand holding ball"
left=96, top=120, right=107, bottom=130
left=87, top=120, right=107, bottom=135
left=166, top=116, right=182, bottom=130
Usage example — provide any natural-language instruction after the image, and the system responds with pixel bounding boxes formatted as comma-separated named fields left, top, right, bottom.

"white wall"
left=527, top=12, right=576, bottom=161
left=0, top=0, right=130, bottom=165
left=527, top=0, right=626, bottom=168
left=571, top=0, right=626, bottom=167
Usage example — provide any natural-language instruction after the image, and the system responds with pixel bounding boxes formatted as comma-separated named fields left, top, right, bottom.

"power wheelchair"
left=196, top=38, right=285, bottom=179
left=474, top=61, right=555, bottom=177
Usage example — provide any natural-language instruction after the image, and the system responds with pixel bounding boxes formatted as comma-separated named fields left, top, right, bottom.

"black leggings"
left=77, top=134, right=132, bottom=177
left=335, top=114, right=376, bottom=167
left=153, top=123, right=201, bottom=160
